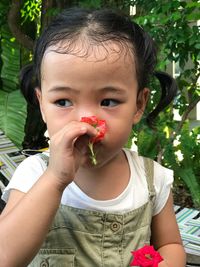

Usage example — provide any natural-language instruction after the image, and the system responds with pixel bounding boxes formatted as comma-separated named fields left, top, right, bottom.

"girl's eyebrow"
left=48, top=86, right=127, bottom=95
left=48, top=86, right=80, bottom=94
left=99, top=87, right=127, bottom=95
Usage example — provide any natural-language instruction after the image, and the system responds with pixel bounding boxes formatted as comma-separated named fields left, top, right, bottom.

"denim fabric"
left=29, top=156, right=155, bottom=267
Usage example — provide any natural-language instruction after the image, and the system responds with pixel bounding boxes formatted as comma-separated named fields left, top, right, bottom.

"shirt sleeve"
left=153, top=161, right=174, bottom=216
left=1, top=154, right=47, bottom=203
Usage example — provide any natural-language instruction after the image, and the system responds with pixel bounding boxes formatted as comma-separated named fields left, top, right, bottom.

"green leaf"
left=194, top=43, right=200, bottom=49
left=0, top=90, right=27, bottom=148
left=0, top=25, right=27, bottom=147
left=1, top=26, right=20, bottom=93
left=177, top=168, right=200, bottom=208
left=137, top=129, right=158, bottom=159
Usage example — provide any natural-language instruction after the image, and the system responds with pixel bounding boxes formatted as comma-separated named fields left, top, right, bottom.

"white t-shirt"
left=2, top=149, right=173, bottom=216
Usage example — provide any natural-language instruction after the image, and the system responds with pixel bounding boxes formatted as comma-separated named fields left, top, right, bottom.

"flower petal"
left=130, top=245, right=163, bottom=267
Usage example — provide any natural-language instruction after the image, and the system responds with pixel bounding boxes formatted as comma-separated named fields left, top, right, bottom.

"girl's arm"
left=0, top=170, right=65, bottom=267
left=0, top=121, right=97, bottom=267
left=151, top=191, right=186, bottom=267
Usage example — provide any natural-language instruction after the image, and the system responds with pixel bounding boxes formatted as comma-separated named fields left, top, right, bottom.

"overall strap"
left=143, top=157, right=156, bottom=202
left=38, top=153, right=49, bottom=166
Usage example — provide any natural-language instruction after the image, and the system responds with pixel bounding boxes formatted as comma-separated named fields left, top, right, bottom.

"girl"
left=0, top=8, right=186, bottom=267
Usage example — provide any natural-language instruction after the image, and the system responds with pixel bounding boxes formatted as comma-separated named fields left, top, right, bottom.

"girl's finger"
left=50, top=121, right=97, bottom=150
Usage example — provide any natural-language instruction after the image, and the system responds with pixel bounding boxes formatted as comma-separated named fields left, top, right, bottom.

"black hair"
left=20, top=7, right=177, bottom=126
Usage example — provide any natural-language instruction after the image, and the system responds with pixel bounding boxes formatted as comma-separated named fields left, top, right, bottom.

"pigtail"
left=20, top=63, right=47, bottom=149
left=146, top=71, right=178, bottom=126
left=20, top=63, right=39, bottom=106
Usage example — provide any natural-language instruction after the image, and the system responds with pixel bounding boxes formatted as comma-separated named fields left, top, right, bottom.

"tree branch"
left=7, top=0, right=34, bottom=50
left=157, top=96, right=200, bottom=163
left=41, top=0, right=53, bottom=30
left=175, top=96, right=200, bottom=135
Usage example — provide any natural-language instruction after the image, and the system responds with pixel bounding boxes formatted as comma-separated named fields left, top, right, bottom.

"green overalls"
left=29, top=156, right=155, bottom=267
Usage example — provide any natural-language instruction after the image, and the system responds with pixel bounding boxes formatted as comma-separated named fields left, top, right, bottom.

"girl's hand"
left=45, top=121, right=97, bottom=191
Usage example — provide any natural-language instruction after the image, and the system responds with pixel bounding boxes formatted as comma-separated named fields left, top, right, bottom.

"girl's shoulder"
left=124, top=148, right=174, bottom=215
left=15, top=153, right=48, bottom=172
left=1, top=153, right=47, bottom=203
left=124, top=148, right=173, bottom=178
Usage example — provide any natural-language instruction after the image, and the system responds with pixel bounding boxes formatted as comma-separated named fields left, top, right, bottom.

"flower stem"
left=88, top=142, right=97, bottom=165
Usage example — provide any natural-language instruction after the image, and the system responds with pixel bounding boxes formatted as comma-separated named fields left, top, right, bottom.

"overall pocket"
left=29, top=248, right=75, bottom=267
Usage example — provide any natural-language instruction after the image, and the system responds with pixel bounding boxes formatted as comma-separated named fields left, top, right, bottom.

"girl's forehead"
left=40, top=40, right=137, bottom=86
left=42, top=39, right=135, bottom=65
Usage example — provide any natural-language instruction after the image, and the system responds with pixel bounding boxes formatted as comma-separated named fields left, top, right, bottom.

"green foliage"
left=21, top=0, right=42, bottom=36
left=0, top=0, right=10, bottom=26
left=130, top=0, right=200, bottom=67
left=21, top=0, right=42, bottom=23
left=79, top=0, right=102, bottom=8
left=0, top=90, right=26, bottom=147
left=78, top=0, right=130, bottom=10
left=0, top=26, right=27, bottom=147
left=1, top=28, right=20, bottom=92
left=128, top=0, right=200, bottom=207
left=164, top=124, right=200, bottom=206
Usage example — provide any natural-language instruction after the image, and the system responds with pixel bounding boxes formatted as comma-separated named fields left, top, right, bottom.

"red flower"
left=80, top=116, right=107, bottom=165
left=130, top=245, right=163, bottom=267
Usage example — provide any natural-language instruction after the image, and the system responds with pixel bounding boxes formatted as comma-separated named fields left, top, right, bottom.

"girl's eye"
left=55, top=99, right=72, bottom=107
left=101, top=99, right=119, bottom=107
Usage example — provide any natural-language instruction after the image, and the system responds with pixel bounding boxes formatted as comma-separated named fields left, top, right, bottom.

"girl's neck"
left=74, top=149, right=130, bottom=201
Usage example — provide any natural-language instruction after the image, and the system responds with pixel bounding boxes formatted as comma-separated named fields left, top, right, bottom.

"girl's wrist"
left=43, top=169, right=71, bottom=193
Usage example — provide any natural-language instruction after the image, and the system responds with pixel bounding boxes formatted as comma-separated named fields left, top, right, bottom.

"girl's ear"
left=35, top=87, right=46, bottom=123
left=132, top=88, right=150, bottom=125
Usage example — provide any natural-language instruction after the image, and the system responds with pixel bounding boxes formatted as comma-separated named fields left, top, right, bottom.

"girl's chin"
left=81, top=159, right=100, bottom=169
left=80, top=154, right=103, bottom=169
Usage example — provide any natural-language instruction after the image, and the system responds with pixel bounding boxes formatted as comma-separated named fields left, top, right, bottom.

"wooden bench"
left=174, top=205, right=200, bottom=266
left=0, top=130, right=199, bottom=265
left=0, top=130, right=26, bottom=193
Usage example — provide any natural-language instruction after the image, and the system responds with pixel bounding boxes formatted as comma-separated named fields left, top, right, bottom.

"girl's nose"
left=78, top=113, right=98, bottom=121
left=77, top=108, right=98, bottom=121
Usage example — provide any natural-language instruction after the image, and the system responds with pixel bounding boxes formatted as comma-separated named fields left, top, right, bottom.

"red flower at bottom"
left=130, top=245, right=163, bottom=267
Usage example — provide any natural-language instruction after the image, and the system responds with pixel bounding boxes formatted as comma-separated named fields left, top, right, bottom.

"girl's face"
left=37, top=42, right=149, bottom=167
